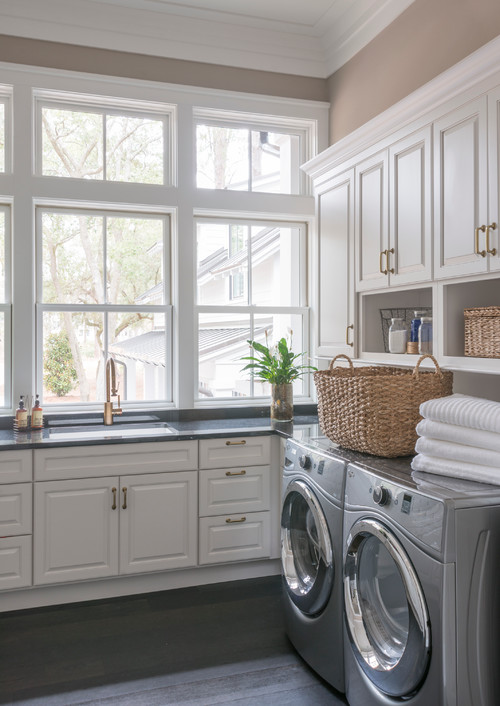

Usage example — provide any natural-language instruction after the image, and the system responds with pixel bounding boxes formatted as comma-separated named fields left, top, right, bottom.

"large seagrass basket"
left=313, top=354, right=453, bottom=458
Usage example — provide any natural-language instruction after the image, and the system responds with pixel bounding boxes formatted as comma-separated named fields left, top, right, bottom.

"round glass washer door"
left=281, top=479, right=334, bottom=616
left=344, top=518, right=431, bottom=698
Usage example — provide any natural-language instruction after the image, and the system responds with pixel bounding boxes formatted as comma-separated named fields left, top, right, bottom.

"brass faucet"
left=103, top=358, right=122, bottom=425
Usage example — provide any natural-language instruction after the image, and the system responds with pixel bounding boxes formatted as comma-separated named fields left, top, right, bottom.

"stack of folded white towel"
left=411, top=393, right=500, bottom=485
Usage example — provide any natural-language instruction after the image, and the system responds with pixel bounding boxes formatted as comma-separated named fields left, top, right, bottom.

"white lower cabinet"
left=34, top=471, right=198, bottom=585
left=0, top=535, right=32, bottom=590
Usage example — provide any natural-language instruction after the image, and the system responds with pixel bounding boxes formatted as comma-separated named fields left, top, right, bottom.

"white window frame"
left=0, top=85, right=13, bottom=174
left=34, top=90, right=176, bottom=186
left=0, top=203, right=12, bottom=412
left=194, top=107, right=316, bottom=196
left=35, top=203, right=173, bottom=410
left=195, top=215, right=311, bottom=404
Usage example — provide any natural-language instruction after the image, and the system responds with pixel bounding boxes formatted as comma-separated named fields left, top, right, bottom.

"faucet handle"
left=113, top=394, right=122, bottom=416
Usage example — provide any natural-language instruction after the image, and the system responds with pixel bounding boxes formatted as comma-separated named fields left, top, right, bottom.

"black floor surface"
left=0, top=576, right=347, bottom=705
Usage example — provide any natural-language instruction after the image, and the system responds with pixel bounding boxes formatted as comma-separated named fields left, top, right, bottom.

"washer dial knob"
left=373, top=485, right=390, bottom=506
left=299, top=454, right=312, bottom=470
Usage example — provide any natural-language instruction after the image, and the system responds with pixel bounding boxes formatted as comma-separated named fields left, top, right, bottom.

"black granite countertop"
left=0, top=414, right=320, bottom=450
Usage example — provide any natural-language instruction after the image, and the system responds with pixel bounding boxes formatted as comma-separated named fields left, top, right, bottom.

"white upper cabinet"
left=315, top=168, right=355, bottom=356
left=389, top=127, right=432, bottom=286
left=487, top=86, right=500, bottom=273
left=355, top=150, right=388, bottom=290
left=356, top=128, right=432, bottom=292
left=433, top=96, right=489, bottom=279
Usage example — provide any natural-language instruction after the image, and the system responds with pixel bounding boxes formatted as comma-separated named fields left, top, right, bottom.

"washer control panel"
left=284, top=440, right=345, bottom=503
left=345, top=463, right=445, bottom=551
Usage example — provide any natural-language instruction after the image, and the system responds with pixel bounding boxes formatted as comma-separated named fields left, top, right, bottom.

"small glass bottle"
left=418, top=316, right=433, bottom=354
left=388, top=318, right=407, bottom=353
left=31, top=394, right=43, bottom=429
left=15, top=395, right=28, bottom=431
left=410, top=310, right=426, bottom=343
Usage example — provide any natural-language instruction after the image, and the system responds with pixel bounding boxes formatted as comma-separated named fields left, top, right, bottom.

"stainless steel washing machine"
left=343, top=462, right=500, bottom=706
left=281, top=438, right=346, bottom=692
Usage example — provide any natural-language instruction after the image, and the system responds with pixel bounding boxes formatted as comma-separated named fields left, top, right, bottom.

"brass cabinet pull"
left=226, top=516, right=246, bottom=523
left=486, top=222, right=497, bottom=256
left=387, top=247, right=395, bottom=274
left=111, top=487, right=117, bottom=510
left=475, top=225, right=486, bottom=257
left=122, top=487, right=128, bottom=510
left=379, top=249, right=388, bottom=275
left=225, top=440, right=246, bottom=446
left=346, top=324, right=354, bottom=347
left=226, top=469, right=246, bottom=476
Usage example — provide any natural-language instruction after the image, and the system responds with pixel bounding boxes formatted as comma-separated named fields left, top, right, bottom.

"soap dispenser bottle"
left=15, top=395, right=28, bottom=431
left=31, top=394, right=43, bottom=429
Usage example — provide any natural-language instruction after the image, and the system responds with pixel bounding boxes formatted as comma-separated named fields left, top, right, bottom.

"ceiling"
left=0, top=0, right=416, bottom=78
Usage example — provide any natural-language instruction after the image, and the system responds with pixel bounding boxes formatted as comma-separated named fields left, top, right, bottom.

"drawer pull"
left=475, top=225, right=487, bottom=257
left=122, top=487, right=128, bottom=510
left=225, top=440, right=246, bottom=446
left=486, top=222, right=497, bottom=256
left=111, top=487, right=117, bottom=510
left=226, top=470, right=246, bottom=476
left=226, top=516, right=246, bottom=523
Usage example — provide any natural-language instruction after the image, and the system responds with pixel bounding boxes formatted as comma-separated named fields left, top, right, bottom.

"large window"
left=37, top=208, right=170, bottom=405
left=2, top=68, right=322, bottom=412
left=196, top=219, right=309, bottom=400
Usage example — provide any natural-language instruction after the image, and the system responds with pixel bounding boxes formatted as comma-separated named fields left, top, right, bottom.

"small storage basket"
left=313, top=354, right=453, bottom=458
left=464, top=306, right=500, bottom=358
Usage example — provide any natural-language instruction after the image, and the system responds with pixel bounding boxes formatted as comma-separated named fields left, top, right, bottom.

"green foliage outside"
left=44, top=332, right=78, bottom=397
left=241, top=336, right=316, bottom=385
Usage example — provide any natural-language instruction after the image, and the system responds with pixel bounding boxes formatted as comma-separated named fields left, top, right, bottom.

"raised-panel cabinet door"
left=487, top=87, right=500, bottom=272
left=355, top=150, right=389, bottom=291
left=119, top=471, right=197, bottom=575
left=433, top=97, right=488, bottom=279
left=389, top=127, right=432, bottom=286
left=34, top=477, right=119, bottom=585
left=315, top=168, right=355, bottom=357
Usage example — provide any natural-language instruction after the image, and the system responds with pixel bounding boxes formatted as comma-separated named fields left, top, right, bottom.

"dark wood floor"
left=0, top=575, right=348, bottom=705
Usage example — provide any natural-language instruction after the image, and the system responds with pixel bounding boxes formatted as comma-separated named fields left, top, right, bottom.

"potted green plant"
left=241, top=333, right=316, bottom=421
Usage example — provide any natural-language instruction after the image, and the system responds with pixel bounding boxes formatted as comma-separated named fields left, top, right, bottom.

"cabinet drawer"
left=35, top=440, right=198, bottom=480
left=0, top=451, right=32, bottom=484
left=199, top=465, right=270, bottom=516
left=0, top=535, right=32, bottom=590
left=0, top=483, right=32, bottom=536
left=199, top=436, right=271, bottom=469
left=199, top=512, right=271, bottom=565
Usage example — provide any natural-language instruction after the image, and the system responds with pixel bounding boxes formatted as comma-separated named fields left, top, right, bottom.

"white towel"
left=415, top=436, right=500, bottom=468
left=416, top=419, right=500, bottom=453
left=419, top=394, right=500, bottom=434
left=411, top=453, right=500, bottom=485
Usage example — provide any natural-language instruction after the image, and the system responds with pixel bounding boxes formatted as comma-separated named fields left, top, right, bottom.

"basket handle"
left=413, top=354, right=443, bottom=377
left=329, top=354, right=354, bottom=373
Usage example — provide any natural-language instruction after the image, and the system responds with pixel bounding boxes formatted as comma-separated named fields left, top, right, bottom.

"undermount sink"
left=48, top=422, right=176, bottom=441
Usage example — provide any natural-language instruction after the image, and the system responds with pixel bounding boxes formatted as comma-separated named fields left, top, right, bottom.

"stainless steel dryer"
left=281, top=438, right=346, bottom=693
left=343, top=462, right=500, bottom=706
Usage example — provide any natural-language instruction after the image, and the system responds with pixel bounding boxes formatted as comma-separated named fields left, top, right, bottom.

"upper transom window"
left=36, top=92, right=173, bottom=185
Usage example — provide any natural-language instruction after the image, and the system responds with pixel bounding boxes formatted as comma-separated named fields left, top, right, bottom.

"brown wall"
left=327, top=0, right=500, bottom=143
left=0, top=34, right=329, bottom=103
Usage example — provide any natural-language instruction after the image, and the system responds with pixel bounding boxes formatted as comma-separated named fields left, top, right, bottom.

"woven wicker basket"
left=314, top=354, right=453, bottom=458
left=464, top=306, right=500, bottom=358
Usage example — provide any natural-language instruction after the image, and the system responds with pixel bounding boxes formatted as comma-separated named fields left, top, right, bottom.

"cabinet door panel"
left=434, top=97, right=488, bottom=278
left=316, top=169, right=355, bottom=356
left=199, top=436, right=270, bottom=469
left=390, top=127, right=432, bottom=286
left=0, top=451, right=32, bottom=484
left=0, top=483, right=32, bottom=536
left=119, top=472, right=197, bottom=574
left=34, top=477, right=119, bottom=585
left=355, top=151, right=388, bottom=290
left=0, top=536, right=31, bottom=590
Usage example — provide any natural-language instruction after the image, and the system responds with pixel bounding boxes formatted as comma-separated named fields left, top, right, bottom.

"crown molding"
left=0, top=0, right=415, bottom=79
left=302, top=33, right=500, bottom=180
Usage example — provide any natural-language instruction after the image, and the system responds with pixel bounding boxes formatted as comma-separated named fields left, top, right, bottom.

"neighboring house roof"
left=109, top=330, right=166, bottom=366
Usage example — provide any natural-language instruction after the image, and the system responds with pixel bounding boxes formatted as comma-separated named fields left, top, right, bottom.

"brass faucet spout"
left=104, top=357, right=122, bottom=425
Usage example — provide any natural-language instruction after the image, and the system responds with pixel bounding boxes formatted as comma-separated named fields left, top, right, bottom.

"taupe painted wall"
left=327, top=0, right=500, bottom=143
left=0, top=34, right=328, bottom=103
